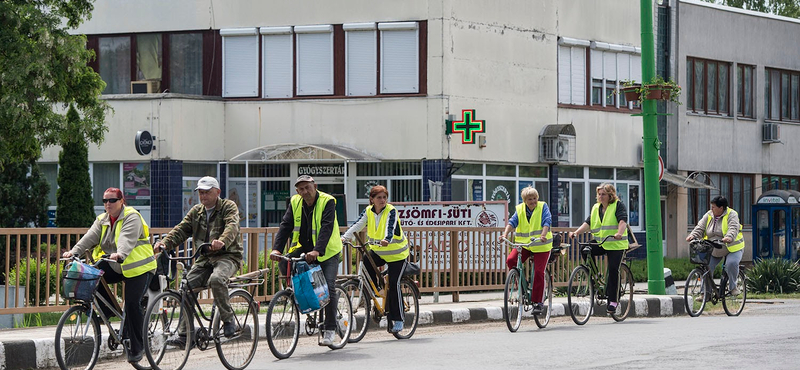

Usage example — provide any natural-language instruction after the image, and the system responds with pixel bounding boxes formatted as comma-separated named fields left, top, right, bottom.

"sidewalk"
left=0, top=289, right=687, bottom=370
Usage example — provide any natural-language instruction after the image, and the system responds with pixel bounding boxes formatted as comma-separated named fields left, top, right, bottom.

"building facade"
left=38, top=1, right=657, bottom=252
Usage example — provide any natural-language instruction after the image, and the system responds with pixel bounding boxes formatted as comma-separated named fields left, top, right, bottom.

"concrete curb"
left=0, top=296, right=686, bottom=370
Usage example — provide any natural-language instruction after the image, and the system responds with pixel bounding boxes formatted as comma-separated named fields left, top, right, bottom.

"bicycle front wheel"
left=342, top=279, right=371, bottom=343
left=392, top=278, right=419, bottom=339
left=266, top=289, right=299, bottom=359
left=684, top=268, right=706, bottom=317
left=533, top=269, right=553, bottom=329
left=567, top=265, right=594, bottom=325
left=214, top=290, right=258, bottom=370
left=503, top=268, right=523, bottom=332
left=722, top=269, right=747, bottom=316
left=611, top=264, right=634, bottom=322
left=327, top=285, right=353, bottom=349
left=55, top=305, right=101, bottom=370
left=143, top=291, right=192, bottom=370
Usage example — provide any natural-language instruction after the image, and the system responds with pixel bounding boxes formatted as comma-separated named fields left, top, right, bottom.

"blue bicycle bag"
left=291, top=261, right=330, bottom=314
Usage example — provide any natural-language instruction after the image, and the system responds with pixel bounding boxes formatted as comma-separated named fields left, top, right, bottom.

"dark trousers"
left=581, top=245, right=624, bottom=303
left=96, top=261, right=151, bottom=355
left=363, top=250, right=406, bottom=322
left=278, top=251, right=340, bottom=330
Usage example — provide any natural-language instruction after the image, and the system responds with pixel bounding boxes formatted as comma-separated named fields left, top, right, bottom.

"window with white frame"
left=221, top=28, right=259, bottom=97
left=557, top=38, right=587, bottom=105
left=261, top=26, right=294, bottom=98
left=591, top=45, right=641, bottom=108
left=344, top=23, right=377, bottom=96
left=296, top=25, right=333, bottom=96
left=379, top=22, right=418, bottom=94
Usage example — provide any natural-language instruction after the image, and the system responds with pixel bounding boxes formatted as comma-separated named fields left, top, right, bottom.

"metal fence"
left=0, top=226, right=600, bottom=315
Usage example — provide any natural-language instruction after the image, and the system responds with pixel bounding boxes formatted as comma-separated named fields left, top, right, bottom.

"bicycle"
left=265, top=253, right=353, bottom=359
left=566, top=235, right=636, bottom=325
left=684, top=239, right=747, bottom=317
left=339, top=241, right=420, bottom=343
left=55, top=255, right=153, bottom=370
left=142, top=243, right=265, bottom=370
left=501, top=237, right=567, bottom=332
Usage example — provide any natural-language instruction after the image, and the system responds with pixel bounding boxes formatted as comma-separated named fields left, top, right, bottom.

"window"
left=736, top=64, right=754, bottom=118
left=589, top=46, right=641, bottom=108
left=765, top=68, right=800, bottom=121
left=136, top=34, right=162, bottom=81
left=762, top=175, right=800, bottom=192
left=92, top=163, right=120, bottom=207
left=170, top=33, right=203, bottom=95
left=40, top=163, right=58, bottom=208
left=296, top=25, right=333, bottom=96
left=379, top=22, right=419, bottom=94
left=261, top=27, right=294, bottom=98
left=687, top=172, right=753, bottom=226
left=686, top=57, right=731, bottom=115
left=344, top=23, right=377, bottom=96
left=221, top=28, right=259, bottom=97
left=558, top=43, right=587, bottom=105
left=99, top=37, right=131, bottom=94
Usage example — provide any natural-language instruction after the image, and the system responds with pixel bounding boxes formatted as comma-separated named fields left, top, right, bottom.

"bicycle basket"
left=689, top=241, right=713, bottom=265
left=61, top=262, right=104, bottom=301
left=403, top=262, right=420, bottom=277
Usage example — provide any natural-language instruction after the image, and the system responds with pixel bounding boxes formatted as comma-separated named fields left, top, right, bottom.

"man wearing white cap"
left=154, top=176, right=243, bottom=347
left=271, top=175, right=343, bottom=346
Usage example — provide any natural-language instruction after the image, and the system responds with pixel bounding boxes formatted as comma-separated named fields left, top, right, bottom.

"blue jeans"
left=708, top=249, right=743, bottom=292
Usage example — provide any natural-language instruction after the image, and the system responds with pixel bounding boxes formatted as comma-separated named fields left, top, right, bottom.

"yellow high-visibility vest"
left=93, top=207, right=156, bottom=277
left=365, top=204, right=409, bottom=262
left=288, top=192, right=342, bottom=262
left=513, top=202, right=553, bottom=253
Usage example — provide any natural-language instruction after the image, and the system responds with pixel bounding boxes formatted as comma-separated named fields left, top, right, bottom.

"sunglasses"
left=102, top=198, right=121, bottom=204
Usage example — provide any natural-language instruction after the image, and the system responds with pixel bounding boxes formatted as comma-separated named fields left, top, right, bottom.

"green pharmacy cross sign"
left=450, top=109, right=485, bottom=144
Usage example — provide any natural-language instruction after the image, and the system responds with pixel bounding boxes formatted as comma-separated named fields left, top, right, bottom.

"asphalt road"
left=80, top=299, right=800, bottom=370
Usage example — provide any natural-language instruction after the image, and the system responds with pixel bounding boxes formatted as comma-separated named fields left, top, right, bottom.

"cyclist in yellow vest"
left=63, top=187, right=156, bottom=364
left=342, top=185, right=410, bottom=333
left=686, top=195, right=744, bottom=296
left=499, top=186, right=552, bottom=315
left=568, top=183, right=629, bottom=314
left=271, top=175, right=343, bottom=346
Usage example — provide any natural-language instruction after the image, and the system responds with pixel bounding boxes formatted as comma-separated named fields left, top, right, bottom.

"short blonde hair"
left=595, top=183, right=619, bottom=203
left=521, top=186, right=539, bottom=201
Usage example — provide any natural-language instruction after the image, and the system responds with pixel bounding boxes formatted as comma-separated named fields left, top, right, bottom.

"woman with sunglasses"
left=62, top=187, right=157, bottom=364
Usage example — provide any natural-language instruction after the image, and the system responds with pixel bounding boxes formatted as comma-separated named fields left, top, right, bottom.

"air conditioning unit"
left=763, top=122, right=780, bottom=143
left=131, top=80, right=160, bottom=94
left=540, top=137, right=570, bottom=162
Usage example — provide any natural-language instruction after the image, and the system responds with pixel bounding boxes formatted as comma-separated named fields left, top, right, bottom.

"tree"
left=56, top=106, right=95, bottom=228
left=0, top=161, right=50, bottom=228
left=0, top=0, right=109, bottom=170
left=703, top=0, right=800, bottom=18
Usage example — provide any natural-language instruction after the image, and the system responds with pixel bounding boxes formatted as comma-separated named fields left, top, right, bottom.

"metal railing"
left=0, top=226, right=607, bottom=315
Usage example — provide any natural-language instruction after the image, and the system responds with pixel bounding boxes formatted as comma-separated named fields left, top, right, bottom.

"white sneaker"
left=730, top=287, right=741, bottom=296
left=319, top=330, right=335, bottom=346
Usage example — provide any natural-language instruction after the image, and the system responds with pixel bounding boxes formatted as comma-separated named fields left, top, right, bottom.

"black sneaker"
left=532, top=303, right=544, bottom=315
left=607, top=302, right=618, bottom=314
left=223, top=320, right=237, bottom=338
left=127, top=349, right=144, bottom=363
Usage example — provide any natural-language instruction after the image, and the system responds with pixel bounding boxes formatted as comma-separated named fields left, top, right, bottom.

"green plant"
left=7, top=257, right=60, bottom=306
left=638, top=75, right=682, bottom=105
left=746, top=258, right=800, bottom=294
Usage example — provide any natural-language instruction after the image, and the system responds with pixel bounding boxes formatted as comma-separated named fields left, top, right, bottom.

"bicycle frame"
left=577, top=236, right=631, bottom=301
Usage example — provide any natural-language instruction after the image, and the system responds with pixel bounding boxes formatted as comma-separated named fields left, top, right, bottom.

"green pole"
left=640, top=0, right=666, bottom=295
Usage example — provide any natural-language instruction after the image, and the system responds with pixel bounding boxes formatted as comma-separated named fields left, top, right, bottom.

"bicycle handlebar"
left=160, top=242, right=211, bottom=261
left=575, top=234, right=615, bottom=247
left=273, top=253, right=307, bottom=263
left=689, top=238, right=726, bottom=248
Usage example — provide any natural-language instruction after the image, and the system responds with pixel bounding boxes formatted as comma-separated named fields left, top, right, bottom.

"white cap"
left=195, top=176, right=220, bottom=191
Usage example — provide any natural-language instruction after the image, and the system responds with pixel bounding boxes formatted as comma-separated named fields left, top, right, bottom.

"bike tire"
left=533, top=269, right=553, bottom=329
left=327, top=285, right=353, bottom=349
left=567, top=265, right=594, bottom=325
left=611, top=264, right=634, bottom=322
left=503, top=268, right=523, bottom=332
left=722, top=269, right=747, bottom=316
left=55, top=305, right=101, bottom=370
left=265, top=289, right=299, bottom=359
left=214, top=290, right=259, bottom=370
left=143, top=291, right=192, bottom=370
left=342, top=280, right=371, bottom=343
left=392, top=278, right=419, bottom=339
left=684, top=268, right=706, bottom=317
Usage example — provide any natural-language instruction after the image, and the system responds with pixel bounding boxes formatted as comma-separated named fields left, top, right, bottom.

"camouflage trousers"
left=182, top=258, right=240, bottom=330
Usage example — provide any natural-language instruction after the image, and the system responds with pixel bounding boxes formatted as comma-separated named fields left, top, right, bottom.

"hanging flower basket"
left=645, top=84, right=672, bottom=101
left=621, top=86, right=640, bottom=101
left=640, top=77, right=682, bottom=104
